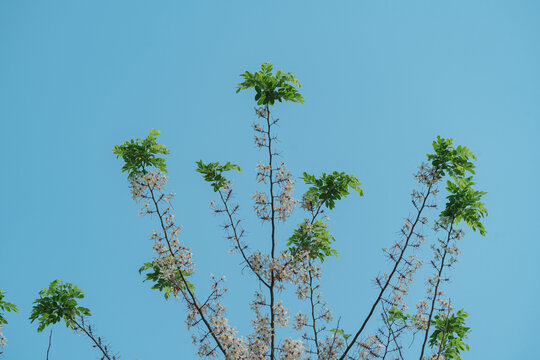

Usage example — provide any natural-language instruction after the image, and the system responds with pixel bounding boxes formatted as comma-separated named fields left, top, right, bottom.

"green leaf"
left=428, top=309, right=471, bottom=359
left=330, top=328, right=352, bottom=342
left=0, top=290, right=19, bottom=325
left=196, top=160, right=242, bottom=192
left=236, top=63, right=305, bottom=105
left=29, top=280, right=92, bottom=333
left=440, top=176, right=488, bottom=235
left=139, top=259, right=195, bottom=300
left=301, top=171, right=363, bottom=211
left=287, top=220, right=338, bottom=262
left=426, top=136, right=476, bottom=178
left=112, top=129, right=170, bottom=179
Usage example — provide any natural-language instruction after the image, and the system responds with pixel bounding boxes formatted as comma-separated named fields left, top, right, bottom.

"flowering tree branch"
left=144, top=179, right=228, bottom=357
left=106, top=64, right=487, bottom=360
left=339, top=176, right=437, bottom=360
left=419, top=221, right=455, bottom=360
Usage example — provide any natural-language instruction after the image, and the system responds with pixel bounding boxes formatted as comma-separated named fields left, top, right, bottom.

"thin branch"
left=308, top=265, right=321, bottom=358
left=436, top=307, right=452, bottom=359
left=339, top=183, right=434, bottom=360
left=266, top=103, right=277, bottom=360
left=46, top=328, right=53, bottom=360
left=218, top=189, right=270, bottom=288
left=146, top=183, right=227, bottom=357
left=418, top=221, right=454, bottom=360
left=381, top=304, right=405, bottom=360
left=70, top=317, right=113, bottom=360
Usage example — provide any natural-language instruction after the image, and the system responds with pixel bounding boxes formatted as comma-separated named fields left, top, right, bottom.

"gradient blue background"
left=1, top=1, right=539, bottom=359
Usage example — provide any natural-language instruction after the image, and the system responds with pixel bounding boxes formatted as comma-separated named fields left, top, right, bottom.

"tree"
left=2, top=63, right=486, bottom=360
left=111, top=63, right=487, bottom=359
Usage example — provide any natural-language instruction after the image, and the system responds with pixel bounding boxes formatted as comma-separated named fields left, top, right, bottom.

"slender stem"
left=306, top=203, right=325, bottom=358
left=388, top=322, right=405, bottom=360
left=308, top=263, right=320, bottom=358
left=327, top=317, right=341, bottom=356
left=71, top=317, right=111, bottom=360
left=381, top=304, right=405, bottom=360
left=339, top=183, right=433, bottom=360
left=265, top=103, right=277, bottom=360
left=418, top=221, right=454, bottom=360
left=436, top=309, right=451, bottom=358
left=146, top=183, right=227, bottom=357
left=381, top=326, right=392, bottom=360
left=218, top=190, right=270, bottom=288
left=46, top=328, right=53, bottom=360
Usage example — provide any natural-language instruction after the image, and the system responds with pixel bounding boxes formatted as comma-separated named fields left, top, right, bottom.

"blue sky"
left=1, top=1, right=539, bottom=359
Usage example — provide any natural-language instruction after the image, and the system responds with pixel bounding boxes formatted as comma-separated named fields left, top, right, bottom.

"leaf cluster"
left=441, top=177, right=488, bottom=236
left=427, top=136, right=476, bottom=178
left=112, top=129, right=170, bottom=178
left=329, top=327, right=352, bottom=342
left=29, top=280, right=91, bottom=332
left=139, top=261, right=195, bottom=300
left=287, top=171, right=363, bottom=262
left=0, top=290, right=18, bottom=325
left=388, top=307, right=471, bottom=359
left=387, top=307, right=424, bottom=329
left=387, top=307, right=410, bottom=323
left=286, top=220, right=338, bottom=262
left=428, top=309, right=471, bottom=360
left=196, top=160, right=241, bottom=192
left=301, top=171, right=363, bottom=211
left=427, top=136, right=488, bottom=236
left=236, top=63, right=304, bottom=105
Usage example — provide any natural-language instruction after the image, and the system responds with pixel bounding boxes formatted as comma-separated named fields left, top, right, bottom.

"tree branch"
left=146, top=183, right=228, bottom=357
left=419, top=221, right=454, bottom=360
left=339, top=183, right=433, bottom=360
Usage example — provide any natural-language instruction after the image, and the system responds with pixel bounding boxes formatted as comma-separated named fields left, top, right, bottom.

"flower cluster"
left=413, top=300, right=429, bottom=330
left=131, top=171, right=254, bottom=359
left=253, top=162, right=297, bottom=222
left=357, top=333, right=385, bottom=359
left=273, top=301, right=289, bottom=327
left=318, top=334, right=345, bottom=360
left=0, top=324, right=6, bottom=351
left=248, top=291, right=272, bottom=358
left=274, top=162, right=297, bottom=221
left=255, top=106, right=268, bottom=119
left=256, top=161, right=271, bottom=184
left=293, top=312, right=309, bottom=331
left=253, top=191, right=271, bottom=220
left=414, top=163, right=440, bottom=187
left=279, top=338, right=305, bottom=360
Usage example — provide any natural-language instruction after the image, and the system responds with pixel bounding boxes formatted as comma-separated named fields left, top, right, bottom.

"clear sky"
left=1, top=1, right=539, bottom=359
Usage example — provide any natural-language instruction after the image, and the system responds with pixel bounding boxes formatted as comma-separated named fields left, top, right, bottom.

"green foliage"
left=388, top=307, right=471, bottom=359
left=329, top=327, right=352, bottom=343
left=196, top=160, right=242, bottom=192
left=0, top=290, right=18, bottom=325
left=426, top=136, right=488, bottom=236
left=287, top=171, right=363, bottom=262
left=236, top=62, right=304, bottom=105
left=301, top=171, right=363, bottom=211
left=29, top=280, right=91, bottom=332
left=387, top=306, right=425, bottom=330
left=428, top=309, right=471, bottom=360
left=112, top=129, right=170, bottom=178
left=387, top=307, right=412, bottom=324
left=427, top=136, right=476, bottom=178
left=441, top=177, right=488, bottom=236
left=287, top=220, right=338, bottom=262
left=139, top=260, right=195, bottom=300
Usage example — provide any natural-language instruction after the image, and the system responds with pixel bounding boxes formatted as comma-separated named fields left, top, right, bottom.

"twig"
left=46, top=328, right=53, bottom=360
